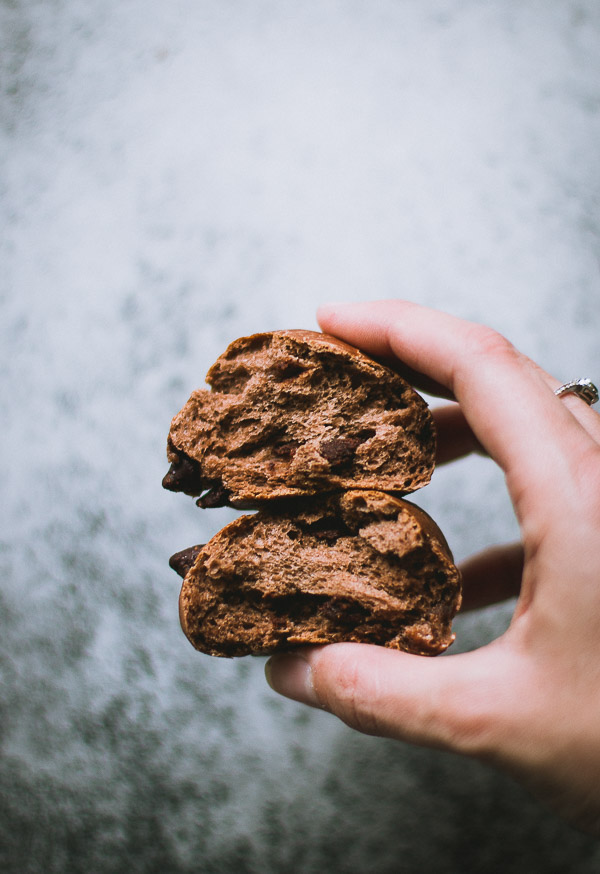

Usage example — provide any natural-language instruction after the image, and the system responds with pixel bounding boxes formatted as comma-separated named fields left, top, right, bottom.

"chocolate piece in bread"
left=163, top=330, right=435, bottom=507
left=175, top=490, right=462, bottom=658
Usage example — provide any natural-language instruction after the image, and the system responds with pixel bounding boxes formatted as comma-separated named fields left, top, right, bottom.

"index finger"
left=318, top=300, right=598, bottom=516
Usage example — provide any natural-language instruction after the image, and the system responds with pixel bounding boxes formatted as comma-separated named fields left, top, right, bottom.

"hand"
left=265, top=300, right=600, bottom=835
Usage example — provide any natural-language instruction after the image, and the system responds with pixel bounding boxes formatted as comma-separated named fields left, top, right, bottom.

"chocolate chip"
left=196, top=482, right=231, bottom=508
left=169, top=545, right=204, bottom=577
left=162, top=452, right=206, bottom=495
left=318, top=436, right=363, bottom=467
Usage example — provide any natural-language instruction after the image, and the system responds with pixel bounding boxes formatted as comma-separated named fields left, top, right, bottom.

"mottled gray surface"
left=2, top=0, right=600, bottom=871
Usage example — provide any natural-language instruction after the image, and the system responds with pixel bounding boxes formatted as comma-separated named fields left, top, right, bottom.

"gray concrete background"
left=2, top=1, right=600, bottom=871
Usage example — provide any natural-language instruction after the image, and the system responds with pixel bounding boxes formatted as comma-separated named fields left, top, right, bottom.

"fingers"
left=266, top=642, right=513, bottom=760
left=459, top=543, right=524, bottom=611
left=318, top=301, right=599, bottom=518
left=432, top=404, right=484, bottom=465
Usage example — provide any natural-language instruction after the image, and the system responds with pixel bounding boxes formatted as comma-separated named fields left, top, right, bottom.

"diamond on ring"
left=554, top=378, right=599, bottom=406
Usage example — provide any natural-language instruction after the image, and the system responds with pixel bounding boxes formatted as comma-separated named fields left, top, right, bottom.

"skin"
left=265, top=300, right=600, bottom=835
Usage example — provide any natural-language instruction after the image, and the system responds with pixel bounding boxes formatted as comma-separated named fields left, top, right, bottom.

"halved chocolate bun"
left=173, top=491, right=461, bottom=658
left=163, top=331, right=435, bottom=507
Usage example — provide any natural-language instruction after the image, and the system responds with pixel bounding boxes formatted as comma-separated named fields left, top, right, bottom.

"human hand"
left=265, top=300, right=600, bottom=835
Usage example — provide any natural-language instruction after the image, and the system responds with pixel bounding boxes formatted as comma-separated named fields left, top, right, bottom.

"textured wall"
left=2, top=1, right=600, bottom=871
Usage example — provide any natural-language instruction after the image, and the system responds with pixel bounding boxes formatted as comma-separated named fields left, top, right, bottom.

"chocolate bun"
left=163, top=330, right=435, bottom=507
left=165, top=330, right=461, bottom=658
left=173, top=491, right=461, bottom=658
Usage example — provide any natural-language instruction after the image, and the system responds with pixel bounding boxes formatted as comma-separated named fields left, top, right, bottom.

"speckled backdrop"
left=2, top=1, right=600, bottom=871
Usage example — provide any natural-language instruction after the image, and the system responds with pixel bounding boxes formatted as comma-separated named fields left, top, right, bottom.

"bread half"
left=163, top=330, right=435, bottom=507
left=173, top=490, right=461, bottom=658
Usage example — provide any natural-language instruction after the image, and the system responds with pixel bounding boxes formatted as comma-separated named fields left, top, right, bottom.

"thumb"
left=266, top=642, right=510, bottom=759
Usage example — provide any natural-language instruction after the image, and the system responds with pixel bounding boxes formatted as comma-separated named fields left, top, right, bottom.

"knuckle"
left=438, top=696, right=499, bottom=759
left=465, top=324, right=517, bottom=363
left=320, top=650, right=384, bottom=737
left=451, top=325, right=521, bottom=394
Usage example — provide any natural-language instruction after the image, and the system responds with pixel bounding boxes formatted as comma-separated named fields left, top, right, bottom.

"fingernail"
left=265, top=653, right=320, bottom=707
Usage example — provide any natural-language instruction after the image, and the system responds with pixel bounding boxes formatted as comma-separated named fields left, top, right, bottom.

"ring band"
left=554, top=378, right=599, bottom=406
